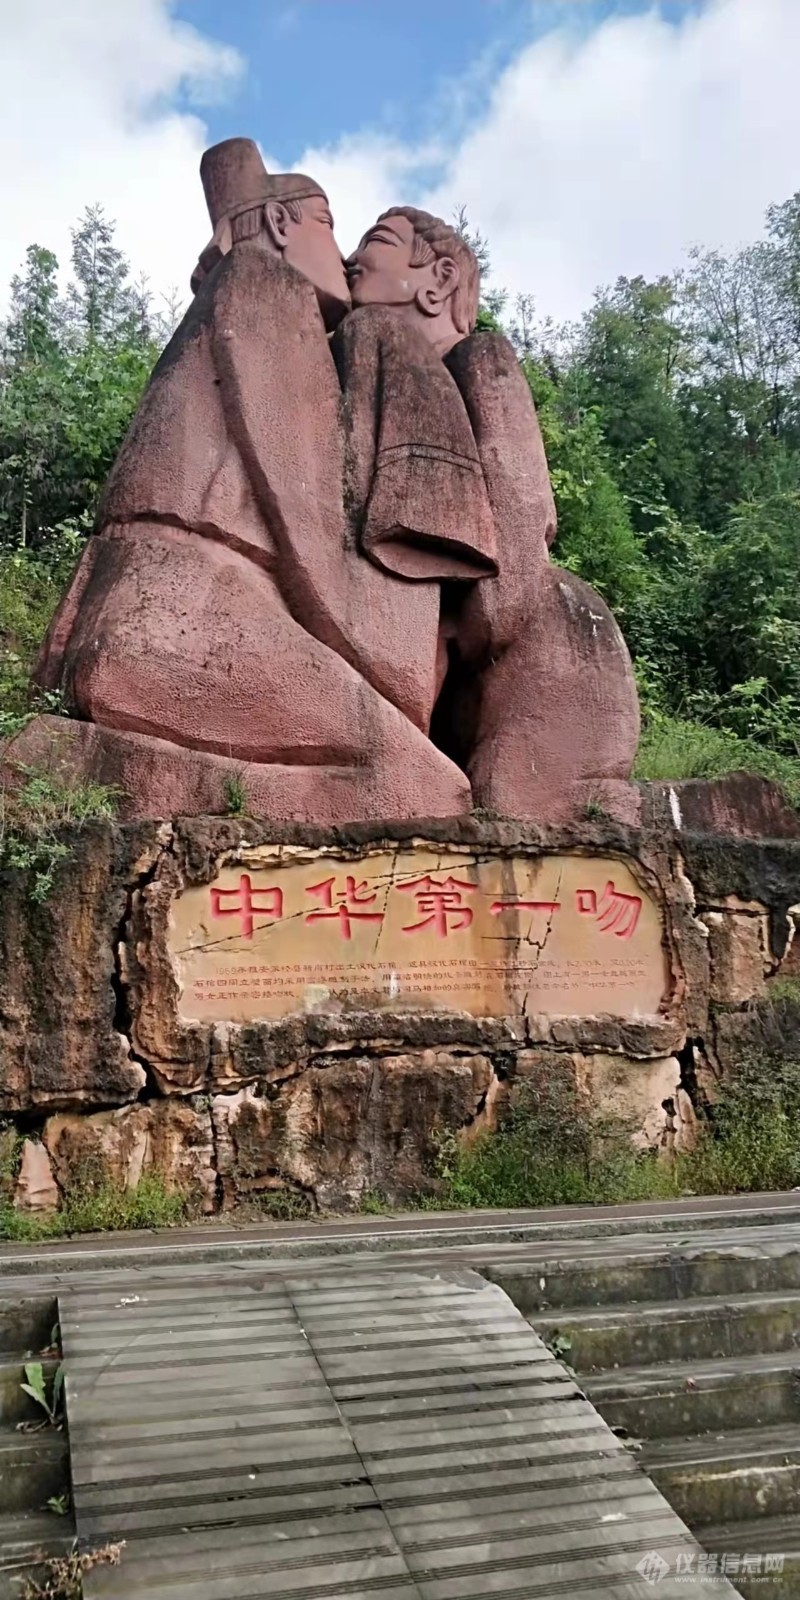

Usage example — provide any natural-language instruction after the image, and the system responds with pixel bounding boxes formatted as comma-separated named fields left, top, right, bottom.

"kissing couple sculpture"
left=11, top=138, right=640, bottom=825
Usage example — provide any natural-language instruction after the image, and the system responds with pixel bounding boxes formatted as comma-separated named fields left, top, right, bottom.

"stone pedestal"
left=1, top=803, right=798, bottom=1214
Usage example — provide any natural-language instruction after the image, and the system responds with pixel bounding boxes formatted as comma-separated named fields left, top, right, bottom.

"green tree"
left=571, top=274, right=697, bottom=526
left=0, top=212, right=159, bottom=554
left=0, top=246, right=67, bottom=547
left=65, top=204, right=138, bottom=345
left=524, top=355, right=646, bottom=616
left=5, top=246, right=62, bottom=363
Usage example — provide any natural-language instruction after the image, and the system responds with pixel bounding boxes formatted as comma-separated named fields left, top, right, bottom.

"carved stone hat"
left=200, top=137, right=324, bottom=227
left=191, top=137, right=327, bottom=292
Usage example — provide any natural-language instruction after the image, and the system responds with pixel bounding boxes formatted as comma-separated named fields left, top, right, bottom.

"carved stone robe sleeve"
left=446, top=331, right=556, bottom=661
left=333, top=306, right=499, bottom=583
left=210, top=243, right=359, bottom=662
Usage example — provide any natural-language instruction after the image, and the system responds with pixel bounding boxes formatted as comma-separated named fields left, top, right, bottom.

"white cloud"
left=0, top=0, right=241, bottom=306
left=1, top=0, right=798, bottom=326
left=300, top=0, right=800, bottom=322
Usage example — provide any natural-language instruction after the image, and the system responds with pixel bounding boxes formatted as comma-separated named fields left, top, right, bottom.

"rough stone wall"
left=2, top=793, right=798, bottom=1215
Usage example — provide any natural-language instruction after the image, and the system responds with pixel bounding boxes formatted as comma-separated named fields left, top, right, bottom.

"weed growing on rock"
left=433, top=1052, right=800, bottom=1209
left=0, top=1174, right=186, bottom=1241
left=764, top=974, right=800, bottom=1005
left=19, top=1360, right=63, bottom=1428
left=633, top=713, right=800, bottom=807
left=685, top=1052, right=800, bottom=1194
left=0, top=1121, right=23, bottom=1200
left=0, top=763, right=119, bottom=900
left=253, top=1187, right=315, bottom=1222
left=22, top=1541, right=124, bottom=1600
left=223, top=770, right=249, bottom=817
left=433, top=1068, right=678, bottom=1210
left=360, top=1190, right=392, bottom=1215
left=545, top=1331, right=573, bottom=1364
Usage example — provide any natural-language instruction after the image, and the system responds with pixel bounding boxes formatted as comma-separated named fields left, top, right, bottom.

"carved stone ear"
left=434, top=257, right=460, bottom=299
left=264, top=200, right=289, bottom=251
left=416, top=256, right=460, bottom=318
left=416, top=284, right=442, bottom=318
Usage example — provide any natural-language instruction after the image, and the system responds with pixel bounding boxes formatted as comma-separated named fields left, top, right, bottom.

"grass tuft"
left=432, top=1051, right=800, bottom=1211
left=0, top=1174, right=187, bottom=1242
left=0, top=762, right=119, bottom=900
left=634, top=713, right=800, bottom=806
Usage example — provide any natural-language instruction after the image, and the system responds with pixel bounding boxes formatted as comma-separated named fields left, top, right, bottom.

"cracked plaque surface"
left=168, top=849, right=667, bottom=1023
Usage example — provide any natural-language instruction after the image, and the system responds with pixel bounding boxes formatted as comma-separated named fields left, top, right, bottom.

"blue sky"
left=2, top=0, right=798, bottom=321
left=174, top=0, right=699, bottom=174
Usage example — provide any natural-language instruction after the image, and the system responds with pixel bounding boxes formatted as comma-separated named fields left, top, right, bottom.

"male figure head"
left=346, top=207, right=480, bottom=356
left=192, top=137, right=350, bottom=328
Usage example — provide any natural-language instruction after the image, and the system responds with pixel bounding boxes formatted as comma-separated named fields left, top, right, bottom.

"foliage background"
left=2, top=198, right=799, bottom=799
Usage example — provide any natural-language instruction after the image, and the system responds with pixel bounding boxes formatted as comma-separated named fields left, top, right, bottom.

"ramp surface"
left=59, top=1266, right=740, bottom=1599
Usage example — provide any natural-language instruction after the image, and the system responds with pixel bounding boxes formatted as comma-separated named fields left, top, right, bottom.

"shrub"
left=434, top=1051, right=800, bottom=1211
left=0, top=541, right=81, bottom=735
left=634, top=712, right=800, bottom=806
left=0, top=762, right=119, bottom=900
left=680, top=1052, right=800, bottom=1195
left=434, top=1071, right=680, bottom=1211
left=0, top=1174, right=187, bottom=1242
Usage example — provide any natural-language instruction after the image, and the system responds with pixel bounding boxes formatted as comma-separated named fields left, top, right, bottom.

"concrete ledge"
left=2, top=1191, right=800, bottom=1280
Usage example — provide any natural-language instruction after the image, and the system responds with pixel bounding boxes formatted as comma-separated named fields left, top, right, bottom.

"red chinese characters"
left=398, top=875, right=476, bottom=938
left=490, top=899, right=560, bottom=917
left=576, top=880, right=642, bottom=939
left=305, top=875, right=384, bottom=941
left=210, top=874, right=283, bottom=939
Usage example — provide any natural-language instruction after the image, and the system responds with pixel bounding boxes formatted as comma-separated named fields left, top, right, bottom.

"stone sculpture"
left=342, top=206, right=640, bottom=818
left=6, top=137, right=640, bottom=824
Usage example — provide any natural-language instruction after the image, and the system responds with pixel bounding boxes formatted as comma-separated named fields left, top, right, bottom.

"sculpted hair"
left=379, top=206, right=480, bottom=335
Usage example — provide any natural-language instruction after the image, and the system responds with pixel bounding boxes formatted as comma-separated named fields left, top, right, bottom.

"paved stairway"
left=488, top=1231, right=800, bottom=1598
left=0, top=1294, right=71, bottom=1600
left=5, top=1195, right=800, bottom=1599
left=57, top=1265, right=738, bottom=1600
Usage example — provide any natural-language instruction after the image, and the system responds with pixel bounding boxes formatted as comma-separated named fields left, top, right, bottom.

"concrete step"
left=0, top=1511, right=73, bottom=1600
left=488, top=1235, right=800, bottom=1314
left=533, top=1289, right=800, bottom=1372
left=0, top=1432, right=69, bottom=1515
left=3, top=1194, right=800, bottom=1280
left=0, top=1297, right=57, bottom=1357
left=0, top=1358, right=60, bottom=1425
left=643, top=1423, right=800, bottom=1527
left=698, top=1515, right=800, bottom=1600
left=585, top=1348, right=800, bottom=1439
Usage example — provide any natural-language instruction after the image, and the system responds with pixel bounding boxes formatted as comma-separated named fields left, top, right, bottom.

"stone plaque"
left=169, top=849, right=668, bottom=1023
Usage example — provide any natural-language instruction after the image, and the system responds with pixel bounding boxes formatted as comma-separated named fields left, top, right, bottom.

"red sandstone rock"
left=28, top=147, right=463, bottom=819
left=347, top=209, right=640, bottom=815
left=457, top=567, right=641, bottom=822
left=6, top=713, right=469, bottom=825
left=213, top=1051, right=493, bottom=1209
left=14, top=1139, right=59, bottom=1212
left=658, top=773, right=800, bottom=840
left=44, top=1101, right=216, bottom=1213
